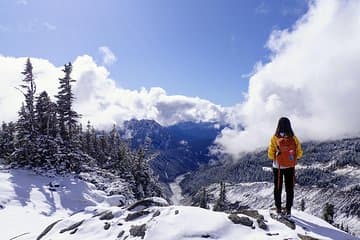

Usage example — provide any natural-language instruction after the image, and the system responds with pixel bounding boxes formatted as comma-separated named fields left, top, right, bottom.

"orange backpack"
left=276, top=136, right=297, bottom=167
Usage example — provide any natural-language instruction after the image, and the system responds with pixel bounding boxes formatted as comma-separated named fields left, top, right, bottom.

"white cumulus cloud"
left=215, top=0, right=360, bottom=158
left=98, top=46, right=117, bottom=65
left=0, top=55, right=227, bottom=129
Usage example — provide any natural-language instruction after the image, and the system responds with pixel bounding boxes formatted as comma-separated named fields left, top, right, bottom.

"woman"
left=268, top=117, right=303, bottom=217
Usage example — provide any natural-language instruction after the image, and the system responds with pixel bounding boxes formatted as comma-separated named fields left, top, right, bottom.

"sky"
left=0, top=0, right=307, bottom=106
left=1, top=0, right=360, bottom=157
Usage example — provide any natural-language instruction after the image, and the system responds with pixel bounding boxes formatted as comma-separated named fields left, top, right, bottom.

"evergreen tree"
left=0, top=122, right=15, bottom=162
left=56, top=62, right=79, bottom=143
left=12, top=59, right=38, bottom=166
left=19, top=58, right=37, bottom=137
left=199, top=187, right=209, bottom=209
left=322, top=202, right=335, bottom=224
left=35, top=91, right=57, bottom=136
left=13, top=104, right=34, bottom=166
left=213, top=181, right=227, bottom=212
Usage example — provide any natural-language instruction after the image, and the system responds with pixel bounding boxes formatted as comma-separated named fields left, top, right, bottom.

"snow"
left=0, top=168, right=358, bottom=240
left=0, top=168, right=129, bottom=239
left=169, top=174, right=186, bottom=205
left=16, top=205, right=358, bottom=240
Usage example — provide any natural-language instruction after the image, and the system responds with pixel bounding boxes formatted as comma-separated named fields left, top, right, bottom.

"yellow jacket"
left=267, top=135, right=303, bottom=161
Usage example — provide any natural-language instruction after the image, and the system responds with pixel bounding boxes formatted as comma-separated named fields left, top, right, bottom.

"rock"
left=228, top=214, right=253, bottom=227
left=69, top=228, right=78, bottom=234
left=99, top=211, right=114, bottom=220
left=37, top=219, right=62, bottom=240
left=175, top=210, right=179, bottom=215
left=227, top=201, right=250, bottom=212
left=127, top=197, right=169, bottom=211
left=92, top=210, right=107, bottom=218
left=257, top=218, right=268, bottom=230
left=152, top=210, right=161, bottom=218
left=234, top=209, right=264, bottom=220
left=125, top=210, right=151, bottom=221
left=59, top=220, right=84, bottom=234
left=117, top=230, right=125, bottom=238
left=201, top=234, right=211, bottom=238
left=104, top=222, right=111, bottom=230
left=298, top=234, right=322, bottom=240
left=129, top=224, right=146, bottom=239
left=269, top=213, right=296, bottom=230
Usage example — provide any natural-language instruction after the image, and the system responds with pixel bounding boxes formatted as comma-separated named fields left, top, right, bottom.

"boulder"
left=228, top=214, right=253, bottom=227
left=127, top=197, right=169, bottom=211
left=99, top=211, right=114, bottom=220
left=125, top=210, right=151, bottom=221
left=129, top=224, right=146, bottom=239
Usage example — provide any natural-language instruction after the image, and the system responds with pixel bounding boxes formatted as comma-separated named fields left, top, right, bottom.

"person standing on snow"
left=268, top=117, right=303, bottom=217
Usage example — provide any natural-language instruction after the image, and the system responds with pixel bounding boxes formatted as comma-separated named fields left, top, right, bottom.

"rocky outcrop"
left=228, top=214, right=253, bottom=227
left=129, top=224, right=146, bottom=239
left=127, top=197, right=169, bottom=211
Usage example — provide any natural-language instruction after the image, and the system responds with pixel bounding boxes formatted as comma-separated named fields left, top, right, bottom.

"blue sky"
left=0, top=0, right=308, bottom=106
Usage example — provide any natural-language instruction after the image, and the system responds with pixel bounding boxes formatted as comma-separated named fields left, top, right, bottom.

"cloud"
left=98, top=46, right=117, bottom=65
left=0, top=55, right=227, bottom=129
left=214, top=0, right=360, bottom=158
left=43, top=22, right=56, bottom=31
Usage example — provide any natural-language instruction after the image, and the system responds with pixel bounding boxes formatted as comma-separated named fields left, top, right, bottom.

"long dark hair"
left=275, top=117, right=294, bottom=137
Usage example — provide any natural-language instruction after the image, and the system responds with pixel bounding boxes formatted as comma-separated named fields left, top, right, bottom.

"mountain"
left=119, top=119, right=225, bottom=183
left=180, top=137, right=360, bottom=236
left=0, top=167, right=356, bottom=240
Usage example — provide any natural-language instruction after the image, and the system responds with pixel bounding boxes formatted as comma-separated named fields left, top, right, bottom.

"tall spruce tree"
left=56, top=62, right=79, bottom=143
left=20, top=58, right=36, bottom=137
left=213, top=181, right=227, bottom=211
left=35, top=91, right=57, bottom=136
left=13, top=59, right=38, bottom=166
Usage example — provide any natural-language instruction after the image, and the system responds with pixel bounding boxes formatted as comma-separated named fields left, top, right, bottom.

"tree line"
left=0, top=58, right=162, bottom=199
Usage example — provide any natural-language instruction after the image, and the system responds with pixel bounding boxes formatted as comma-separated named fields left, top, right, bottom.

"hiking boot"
left=276, top=208, right=282, bottom=216
left=285, top=208, right=291, bottom=217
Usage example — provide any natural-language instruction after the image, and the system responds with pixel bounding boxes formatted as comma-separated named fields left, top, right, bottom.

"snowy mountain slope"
left=16, top=198, right=357, bottom=240
left=193, top=180, right=360, bottom=237
left=0, top=167, right=134, bottom=239
left=180, top=138, right=360, bottom=237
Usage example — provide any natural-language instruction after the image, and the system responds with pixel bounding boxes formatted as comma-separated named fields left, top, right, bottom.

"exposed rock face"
left=36, top=219, right=62, bottom=240
left=152, top=210, right=161, bottom=217
left=99, top=211, right=114, bottom=220
left=228, top=214, right=253, bottom=227
left=104, top=222, right=111, bottom=230
left=59, top=220, right=85, bottom=234
left=129, top=224, right=146, bottom=239
left=298, top=234, right=322, bottom=240
left=125, top=210, right=151, bottom=221
left=127, top=197, right=169, bottom=211
left=269, top=213, right=296, bottom=230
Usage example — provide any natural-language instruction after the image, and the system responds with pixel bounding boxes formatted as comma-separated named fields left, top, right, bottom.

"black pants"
left=273, top=167, right=295, bottom=211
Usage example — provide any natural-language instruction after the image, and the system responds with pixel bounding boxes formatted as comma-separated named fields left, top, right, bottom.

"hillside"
left=119, top=119, right=224, bottom=182
left=0, top=167, right=356, bottom=240
left=180, top=137, right=360, bottom=236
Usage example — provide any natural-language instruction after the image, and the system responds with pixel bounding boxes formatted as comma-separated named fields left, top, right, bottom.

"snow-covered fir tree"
left=56, top=62, right=79, bottom=143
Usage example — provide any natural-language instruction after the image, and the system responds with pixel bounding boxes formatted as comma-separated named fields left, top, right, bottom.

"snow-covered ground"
left=17, top=199, right=358, bottom=240
left=205, top=181, right=360, bottom=237
left=169, top=174, right=187, bottom=205
left=0, top=167, right=358, bottom=240
left=0, top=167, right=129, bottom=239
